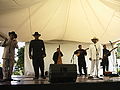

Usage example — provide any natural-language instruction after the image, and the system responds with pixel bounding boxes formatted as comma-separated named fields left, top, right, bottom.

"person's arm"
left=74, top=50, right=78, bottom=54
left=29, top=41, right=32, bottom=59
left=14, top=40, right=18, bottom=49
left=1, top=38, right=8, bottom=47
left=89, top=45, right=92, bottom=60
left=42, top=40, right=46, bottom=57
left=60, top=52, right=63, bottom=57
left=108, top=50, right=111, bottom=56
left=99, top=44, right=103, bottom=60
left=53, top=52, right=56, bottom=61
left=84, top=50, right=87, bottom=56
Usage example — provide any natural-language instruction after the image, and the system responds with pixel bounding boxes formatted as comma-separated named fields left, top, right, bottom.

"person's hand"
left=42, top=54, right=46, bottom=58
left=89, top=58, right=92, bottom=61
left=5, top=38, right=8, bottom=41
left=29, top=56, right=32, bottom=59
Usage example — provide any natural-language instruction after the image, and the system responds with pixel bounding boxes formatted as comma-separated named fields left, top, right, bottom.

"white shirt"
left=1, top=38, right=18, bottom=59
left=89, top=42, right=103, bottom=60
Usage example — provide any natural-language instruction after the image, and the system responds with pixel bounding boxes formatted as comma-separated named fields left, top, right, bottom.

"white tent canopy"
left=0, top=0, right=120, bottom=44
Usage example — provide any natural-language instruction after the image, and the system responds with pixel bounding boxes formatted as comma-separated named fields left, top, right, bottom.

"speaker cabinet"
left=49, top=64, right=77, bottom=83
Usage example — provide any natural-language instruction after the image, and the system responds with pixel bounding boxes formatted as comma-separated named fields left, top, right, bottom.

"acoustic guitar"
left=75, top=48, right=89, bottom=56
left=103, top=46, right=118, bottom=58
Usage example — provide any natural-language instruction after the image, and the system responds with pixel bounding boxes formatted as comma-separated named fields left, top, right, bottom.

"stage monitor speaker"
left=49, top=64, right=77, bottom=83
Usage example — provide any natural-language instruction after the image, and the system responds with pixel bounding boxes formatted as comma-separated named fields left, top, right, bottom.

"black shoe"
left=96, top=76, right=99, bottom=78
left=79, top=73, right=83, bottom=76
left=88, top=76, right=93, bottom=79
left=85, top=74, right=87, bottom=77
left=41, top=76, right=46, bottom=79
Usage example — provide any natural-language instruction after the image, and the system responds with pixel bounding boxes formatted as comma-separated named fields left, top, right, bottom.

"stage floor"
left=0, top=75, right=120, bottom=85
left=1, top=75, right=120, bottom=89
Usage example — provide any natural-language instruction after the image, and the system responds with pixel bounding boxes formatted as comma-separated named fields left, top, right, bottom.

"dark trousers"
left=102, top=59, right=109, bottom=75
left=0, top=67, right=3, bottom=79
left=32, top=57, right=44, bottom=78
left=78, top=60, right=87, bottom=75
left=103, top=65, right=109, bottom=74
left=54, top=60, right=57, bottom=64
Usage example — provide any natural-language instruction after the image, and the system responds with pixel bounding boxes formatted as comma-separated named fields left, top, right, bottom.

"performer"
left=1, top=31, right=18, bottom=81
left=101, top=44, right=111, bottom=75
left=53, top=47, right=63, bottom=64
left=29, top=32, right=46, bottom=80
left=88, top=37, right=103, bottom=78
left=74, top=45, right=87, bottom=76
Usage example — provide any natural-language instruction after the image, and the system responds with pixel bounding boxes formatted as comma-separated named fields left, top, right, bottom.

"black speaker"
left=49, top=64, right=77, bottom=83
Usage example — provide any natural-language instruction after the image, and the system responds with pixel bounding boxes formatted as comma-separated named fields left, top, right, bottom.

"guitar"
left=0, top=33, right=7, bottom=40
left=103, top=46, right=118, bottom=58
left=57, top=45, right=62, bottom=64
left=75, top=48, right=89, bottom=56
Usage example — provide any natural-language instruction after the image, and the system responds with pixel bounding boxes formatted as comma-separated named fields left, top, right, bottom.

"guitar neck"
left=0, top=33, right=7, bottom=40
left=109, top=47, right=118, bottom=52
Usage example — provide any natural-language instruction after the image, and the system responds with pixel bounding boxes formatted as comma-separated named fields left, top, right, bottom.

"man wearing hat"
left=29, top=32, right=46, bottom=80
left=1, top=31, right=18, bottom=81
left=88, top=37, right=103, bottom=78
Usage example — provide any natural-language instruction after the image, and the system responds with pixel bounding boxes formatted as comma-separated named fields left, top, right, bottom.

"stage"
left=0, top=75, right=120, bottom=89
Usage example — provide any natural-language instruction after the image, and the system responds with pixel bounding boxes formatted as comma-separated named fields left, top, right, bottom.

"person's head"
left=33, top=32, right=41, bottom=39
left=91, top=37, right=99, bottom=44
left=8, top=31, right=16, bottom=40
left=103, top=44, right=106, bottom=49
left=57, top=48, right=60, bottom=52
left=78, top=45, right=82, bottom=49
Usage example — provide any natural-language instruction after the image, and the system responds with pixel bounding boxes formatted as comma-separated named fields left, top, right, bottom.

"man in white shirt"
left=1, top=31, right=18, bottom=81
left=88, top=37, right=103, bottom=78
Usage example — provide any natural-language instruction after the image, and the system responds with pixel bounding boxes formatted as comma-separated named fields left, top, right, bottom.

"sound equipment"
left=104, top=71, right=112, bottom=76
left=104, top=71, right=119, bottom=77
left=49, top=64, right=77, bottom=83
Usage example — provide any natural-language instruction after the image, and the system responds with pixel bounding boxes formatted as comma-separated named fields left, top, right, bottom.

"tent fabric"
left=0, top=0, right=120, bottom=44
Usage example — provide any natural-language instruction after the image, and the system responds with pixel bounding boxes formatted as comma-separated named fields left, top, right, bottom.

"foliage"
left=13, top=46, right=24, bottom=75
left=116, top=43, right=120, bottom=59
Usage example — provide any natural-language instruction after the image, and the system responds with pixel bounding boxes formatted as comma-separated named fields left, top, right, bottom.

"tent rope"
left=79, top=0, right=96, bottom=37
left=39, top=0, right=63, bottom=33
left=100, top=10, right=116, bottom=38
left=12, top=0, right=22, bottom=7
left=61, top=0, right=71, bottom=40
left=86, top=0, right=105, bottom=32
left=28, top=8, right=33, bottom=39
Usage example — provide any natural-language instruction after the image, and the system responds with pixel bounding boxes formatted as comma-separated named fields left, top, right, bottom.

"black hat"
left=33, top=32, right=41, bottom=36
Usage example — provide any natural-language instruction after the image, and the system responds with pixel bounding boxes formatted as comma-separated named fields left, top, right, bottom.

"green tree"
left=13, top=46, right=24, bottom=75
